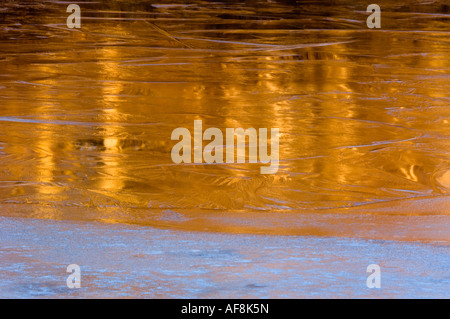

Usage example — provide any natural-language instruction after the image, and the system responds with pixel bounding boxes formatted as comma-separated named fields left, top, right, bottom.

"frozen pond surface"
left=0, top=217, right=448, bottom=298
left=0, top=0, right=449, bottom=217
left=0, top=0, right=449, bottom=298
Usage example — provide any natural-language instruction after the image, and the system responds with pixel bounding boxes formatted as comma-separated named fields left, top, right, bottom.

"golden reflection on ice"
left=0, top=0, right=448, bottom=238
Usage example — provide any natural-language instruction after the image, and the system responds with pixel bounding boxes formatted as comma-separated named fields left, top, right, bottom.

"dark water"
left=0, top=0, right=449, bottom=238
